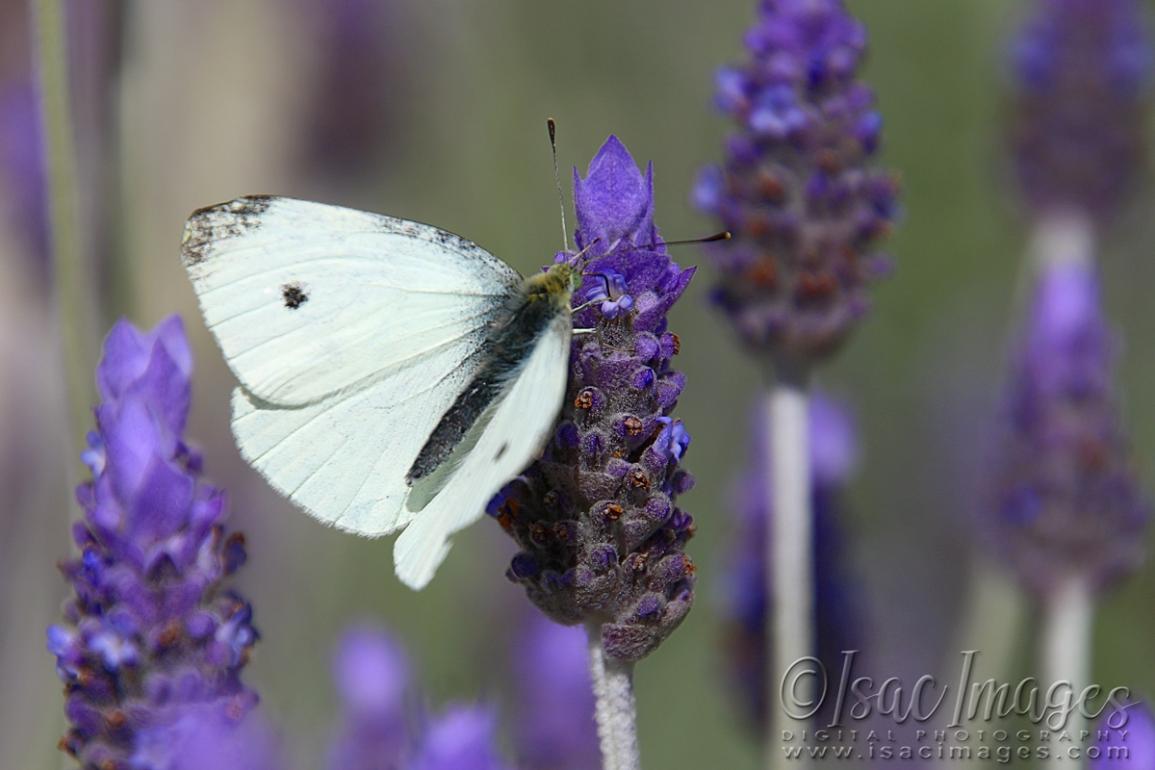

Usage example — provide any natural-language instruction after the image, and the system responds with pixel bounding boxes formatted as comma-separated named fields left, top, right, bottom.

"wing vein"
left=286, top=437, right=350, bottom=497
left=240, top=341, right=488, bottom=466
left=225, top=306, right=493, bottom=361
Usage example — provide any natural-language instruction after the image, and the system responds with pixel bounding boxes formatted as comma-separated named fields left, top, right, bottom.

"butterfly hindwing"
left=229, top=328, right=488, bottom=537
left=393, top=314, right=572, bottom=589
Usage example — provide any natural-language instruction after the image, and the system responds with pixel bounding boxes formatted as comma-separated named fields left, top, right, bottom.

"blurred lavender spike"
left=46, top=316, right=261, bottom=769
left=0, top=81, right=48, bottom=270
left=1094, top=700, right=1155, bottom=769
left=1010, top=0, right=1152, bottom=224
left=695, top=0, right=900, bottom=363
left=723, top=393, right=862, bottom=729
left=994, top=258, right=1148, bottom=597
left=293, top=0, right=410, bottom=177
left=325, top=623, right=520, bottom=770
left=327, top=625, right=415, bottom=770
left=496, top=135, right=697, bottom=664
left=512, top=614, right=600, bottom=770
left=409, top=706, right=514, bottom=770
left=133, top=704, right=282, bottom=770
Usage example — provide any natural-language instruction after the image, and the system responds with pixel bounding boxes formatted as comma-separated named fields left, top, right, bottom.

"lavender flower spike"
left=0, top=81, right=48, bottom=268
left=496, top=136, right=697, bottom=663
left=512, top=614, right=600, bottom=770
left=1011, top=0, right=1152, bottom=224
left=410, top=706, right=514, bottom=770
left=133, top=705, right=282, bottom=770
left=1094, top=700, right=1155, bottom=769
left=696, top=0, right=899, bottom=362
left=47, top=316, right=260, bottom=769
left=994, top=259, right=1147, bottom=597
left=327, top=625, right=414, bottom=770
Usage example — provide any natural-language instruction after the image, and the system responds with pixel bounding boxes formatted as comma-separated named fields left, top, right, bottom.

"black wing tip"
left=181, top=195, right=278, bottom=267
left=187, top=194, right=277, bottom=222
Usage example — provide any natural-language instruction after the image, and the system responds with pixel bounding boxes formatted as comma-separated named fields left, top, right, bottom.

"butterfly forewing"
left=181, top=196, right=521, bottom=406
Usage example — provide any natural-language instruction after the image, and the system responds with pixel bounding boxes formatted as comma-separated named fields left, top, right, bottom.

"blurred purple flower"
left=327, top=625, right=414, bottom=770
left=696, top=0, right=899, bottom=362
left=47, top=316, right=260, bottom=768
left=496, top=136, right=697, bottom=662
left=410, top=706, right=513, bottom=770
left=324, top=624, right=519, bottom=770
left=994, top=260, right=1147, bottom=596
left=293, top=0, right=411, bottom=176
left=1010, top=0, right=1152, bottom=223
left=512, top=614, right=599, bottom=770
left=0, top=80, right=48, bottom=266
left=134, top=705, right=282, bottom=770
left=723, top=393, right=862, bottom=728
left=1094, top=700, right=1155, bottom=769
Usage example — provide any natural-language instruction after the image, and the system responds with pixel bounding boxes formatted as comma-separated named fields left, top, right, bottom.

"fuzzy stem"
left=1029, top=210, right=1095, bottom=272
left=586, top=624, right=641, bottom=770
left=1041, top=576, right=1094, bottom=766
left=766, top=363, right=813, bottom=767
left=32, top=0, right=96, bottom=442
left=948, top=563, right=1026, bottom=770
left=1029, top=211, right=1096, bottom=767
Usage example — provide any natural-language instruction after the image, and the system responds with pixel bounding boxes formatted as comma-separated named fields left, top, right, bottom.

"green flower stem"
left=33, top=0, right=97, bottom=443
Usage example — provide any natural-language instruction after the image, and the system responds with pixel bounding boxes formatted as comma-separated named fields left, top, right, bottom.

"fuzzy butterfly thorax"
left=523, top=261, right=580, bottom=308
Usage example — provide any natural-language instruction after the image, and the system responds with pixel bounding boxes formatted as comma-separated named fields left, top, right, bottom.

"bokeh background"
left=2, top=1, right=1154, bottom=768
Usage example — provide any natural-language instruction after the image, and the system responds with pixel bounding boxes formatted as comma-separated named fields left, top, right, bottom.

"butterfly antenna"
left=641, top=231, right=732, bottom=249
left=568, top=237, right=601, bottom=268
left=548, top=118, right=570, bottom=253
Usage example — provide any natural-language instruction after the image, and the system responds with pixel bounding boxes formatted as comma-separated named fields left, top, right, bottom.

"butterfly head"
left=551, top=260, right=584, bottom=293
left=553, top=235, right=605, bottom=283
left=526, top=260, right=580, bottom=309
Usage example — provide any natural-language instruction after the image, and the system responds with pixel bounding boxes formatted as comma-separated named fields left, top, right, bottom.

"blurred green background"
left=2, top=1, right=1154, bottom=768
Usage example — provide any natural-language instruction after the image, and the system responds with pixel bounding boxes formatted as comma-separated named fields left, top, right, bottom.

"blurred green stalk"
left=33, top=0, right=98, bottom=444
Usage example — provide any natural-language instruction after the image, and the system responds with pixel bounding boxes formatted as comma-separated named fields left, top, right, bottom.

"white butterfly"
left=180, top=195, right=579, bottom=589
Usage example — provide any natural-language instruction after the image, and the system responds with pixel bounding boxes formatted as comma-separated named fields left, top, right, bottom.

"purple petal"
left=574, top=136, right=655, bottom=250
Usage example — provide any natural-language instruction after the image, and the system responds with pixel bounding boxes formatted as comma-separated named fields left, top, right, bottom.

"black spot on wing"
left=181, top=195, right=275, bottom=266
left=495, top=442, right=509, bottom=461
left=281, top=282, right=309, bottom=309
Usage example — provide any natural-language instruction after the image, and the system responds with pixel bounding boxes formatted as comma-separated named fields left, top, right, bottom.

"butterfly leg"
left=571, top=299, right=602, bottom=314
left=572, top=328, right=598, bottom=336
